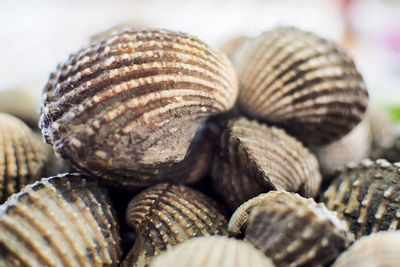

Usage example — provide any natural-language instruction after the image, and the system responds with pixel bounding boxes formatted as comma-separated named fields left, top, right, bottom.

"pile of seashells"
left=1, top=26, right=400, bottom=267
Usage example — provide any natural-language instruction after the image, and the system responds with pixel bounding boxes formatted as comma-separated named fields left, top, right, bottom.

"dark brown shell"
left=321, top=159, right=400, bottom=239
left=123, top=183, right=228, bottom=267
left=0, top=173, right=121, bottom=266
left=235, top=191, right=353, bottom=267
left=234, top=26, right=368, bottom=146
left=39, top=28, right=238, bottom=188
left=212, top=117, right=321, bottom=210
left=0, top=113, right=50, bottom=203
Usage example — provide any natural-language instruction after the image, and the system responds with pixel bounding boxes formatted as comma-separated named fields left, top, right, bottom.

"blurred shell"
left=333, top=231, right=400, bottom=267
left=234, top=26, right=368, bottom=146
left=39, top=28, right=238, bottom=188
left=0, top=173, right=122, bottom=266
left=371, top=135, right=400, bottom=163
left=367, top=105, right=396, bottom=149
left=321, top=159, right=400, bottom=239
left=123, top=183, right=228, bottom=267
left=151, top=235, right=275, bottom=267
left=212, top=118, right=321, bottom=210
left=220, top=35, right=247, bottom=60
left=241, top=191, right=353, bottom=267
left=0, top=113, right=50, bottom=203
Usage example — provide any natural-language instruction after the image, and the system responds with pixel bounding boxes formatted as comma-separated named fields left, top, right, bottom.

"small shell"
left=236, top=191, right=353, bottom=267
left=367, top=105, right=396, bottom=149
left=220, top=35, right=248, bottom=60
left=151, top=236, right=275, bottom=267
left=39, top=28, right=238, bottom=188
left=212, top=118, right=321, bottom=210
left=234, top=26, right=369, bottom=146
left=321, top=159, right=400, bottom=239
left=0, top=173, right=122, bottom=266
left=123, top=183, right=228, bottom=267
left=0, top=113, right=50, bottom=203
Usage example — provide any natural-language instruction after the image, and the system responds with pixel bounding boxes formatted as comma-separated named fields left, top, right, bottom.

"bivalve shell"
left=151, top=235, right=275, bottom=267
left=0, top=173, right=122, bottom=266
left=123, top=183, right=228, bottom=267
left=39, top=28, right=238, bottom=188
left=212, top=118, right=321, bottom=210
left=234, top=26, right=368, bottom=146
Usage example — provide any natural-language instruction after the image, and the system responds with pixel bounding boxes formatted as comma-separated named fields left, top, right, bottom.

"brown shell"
left=0, top=113, right=50, bottom=203
left=123, top=183, right=228, bottom=267
left=332, top=231, right=400, bottom=267
left=39, top=28, right=238, bottom=188
left=234, top=26, right=368, bottom=146
left=237, top=191, right=353, bottom=267
left=321, top=159, right=400, bottom=239
left=0, top=173, right=121, bottom=266
left=151, top=236, right=275, bottom=267
left=212, top=117, right=321, bottom=210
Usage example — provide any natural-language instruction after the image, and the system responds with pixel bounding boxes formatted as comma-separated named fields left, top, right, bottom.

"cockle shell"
left=0, top=173, right=122, bottom=266
left=321, top=159, right=400, bottom=239
left=212, top=117, right=321, bottom=210
left=0, top=113, right=50, bottom=203
left=231, top=191, right=353, bottom=267
left=234, top=26, right=369, bottom=146
left=39, top=28, right=238, bottom=188
left=123, top=183, right=228, bottom=267
left=150, top=236, right=275, bottom=267
left=332, top=231, right=400, bottom=267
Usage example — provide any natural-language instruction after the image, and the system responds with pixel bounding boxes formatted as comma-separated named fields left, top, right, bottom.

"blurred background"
left=0, top=0, right=399, bottom=120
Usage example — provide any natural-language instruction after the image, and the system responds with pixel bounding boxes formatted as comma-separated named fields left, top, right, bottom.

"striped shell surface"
left=0, top=173, right=121, bottom=266
left=212, top=118, right=321, bottom=210
left=123, top=183, right=228, bottom=267
left=39, top=28, right=238, bottom=188
left=234, top=27, right=368, bottom=146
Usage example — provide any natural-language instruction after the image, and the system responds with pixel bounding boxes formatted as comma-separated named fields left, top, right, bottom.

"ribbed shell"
left=151, top=236, right=275, bottom=267
left=333, top=231, right=400, bottom=267
left=0, top=113, right=50, bottom=203
left=123, top=183, right=228, bottom=267
left=321, top=159, right=400, bottom=239
left=0, top=173, right=121, bottom=266
left=242, top=191, right=353, bottom=267
left=212, top=118, right=321, bottom=210
left=39, top=28, right=238, bottom=188
left=234, top=26, right=368, bottom=146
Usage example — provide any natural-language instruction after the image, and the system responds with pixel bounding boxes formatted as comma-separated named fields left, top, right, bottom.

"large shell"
left=233, top=191, right=353, bottom=267
left=321, top=159, right=400, bottom=239
left=212, top=117, right=321, bottom=210
left=39, top=28, right=238, bottom=188
left=0, top=173, right=122, bottom=266
left=151, top=235, right=275, bottom=267
left=0, top=113, right=50, bottom=203
left=123, top=183, right=228, bottom=267
left=332, top=231, right=400, bottom=267
left=234, top=26, right=369, bottom=146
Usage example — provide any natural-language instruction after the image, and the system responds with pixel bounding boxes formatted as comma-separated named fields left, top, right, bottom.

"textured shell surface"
left=123, top=183, right=228, bottom=267
left=234, top=26, right=369, bottom=146
left=150, top=235, right=275, bottom=267
left=0, top=113, right=50, bottom=203
left=0, top=173, right=122, bottom=267
left=333, top=231, right=400, bottom=267
left=242, top=191, right=353, bottom=267
left=321, top=159, right=400, bottom=239
left=39, top=28, right=238, bottom=188
left=212, top=117, right=321, bottom=210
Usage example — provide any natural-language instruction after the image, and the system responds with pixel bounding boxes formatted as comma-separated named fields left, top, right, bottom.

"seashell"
left=371, top=135, right=400, bottom=163
left=0, top=113, right=50, bottom=203
left=332, top=231, right=400, bottom=267
left=367, top=104, right=396, bottom=149
left=234, top=26, right=369, bottom=146
left=123, top=183, right=228, bottom=267
left=220, top=35, right=247, bottom=60
left=321, top=159, right=400, bottom=239
left=212, top=117, right=321, bottom=210
left=151, top=235, right=275, bottom=267
left=0, top=173, right=122, bottom=266
left=39, top=28, right=238, bottom=188
left=233, top=191, right=353, bottom=267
